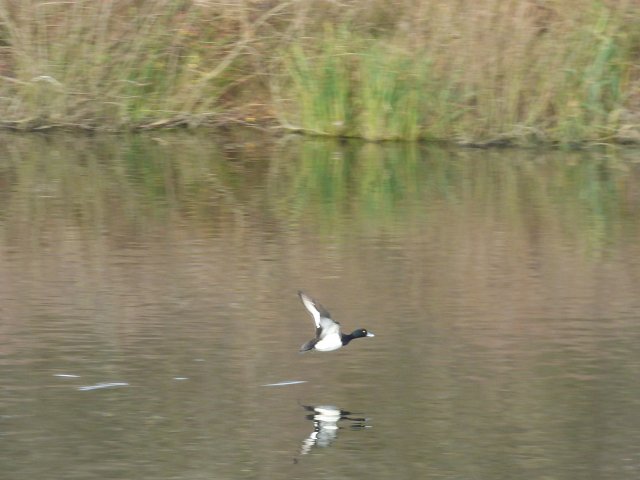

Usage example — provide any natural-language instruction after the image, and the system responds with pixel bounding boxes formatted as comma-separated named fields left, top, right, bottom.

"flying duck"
left=298, top=291, right=374, bottom=352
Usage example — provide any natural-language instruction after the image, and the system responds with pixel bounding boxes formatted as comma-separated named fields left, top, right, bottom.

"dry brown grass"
left=0, top=0, right=637, bottom=143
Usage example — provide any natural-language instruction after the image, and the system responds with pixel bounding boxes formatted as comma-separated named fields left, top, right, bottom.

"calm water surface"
left=1, top=132, right=639, bottom=479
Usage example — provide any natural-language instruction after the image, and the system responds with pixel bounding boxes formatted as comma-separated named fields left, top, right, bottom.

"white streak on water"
left=54, top=374, right=80, bottom=378
left=77, top=382, right=129, bottom=391
left=262, top=380, right=307, bottom=387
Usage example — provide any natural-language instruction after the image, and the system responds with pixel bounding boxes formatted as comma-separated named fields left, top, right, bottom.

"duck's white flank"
left=313, top=334, right=344, bottom=352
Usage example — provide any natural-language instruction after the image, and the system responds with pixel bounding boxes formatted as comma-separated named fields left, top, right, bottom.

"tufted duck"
left=298, top=291, right=374, bottom=352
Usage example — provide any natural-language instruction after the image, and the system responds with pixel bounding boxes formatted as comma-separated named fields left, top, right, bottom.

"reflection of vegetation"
left=0, top=133, right=638, bottom=255
left=0, top=132, right=270, bottom=243
left=268, top=137, right=640, bottom=252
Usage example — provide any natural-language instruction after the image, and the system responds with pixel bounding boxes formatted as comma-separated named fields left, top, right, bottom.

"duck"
left=298, top=291, right=374, bottom=352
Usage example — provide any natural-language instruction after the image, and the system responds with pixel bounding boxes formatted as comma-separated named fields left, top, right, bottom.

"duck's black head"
left=341, top=328, right=375, bottom=346
left=351, top=328, right=374, bottom=339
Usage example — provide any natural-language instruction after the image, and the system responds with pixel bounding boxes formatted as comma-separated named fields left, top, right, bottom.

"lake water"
left=1, top=131, right=639, bottom=479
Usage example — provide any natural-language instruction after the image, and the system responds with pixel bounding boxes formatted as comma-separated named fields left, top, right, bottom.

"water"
left=1, top=132, right=639, bottom=479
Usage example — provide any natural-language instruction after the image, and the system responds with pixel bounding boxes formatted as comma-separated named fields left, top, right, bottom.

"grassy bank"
left=0, top=1, right=638, bottom=146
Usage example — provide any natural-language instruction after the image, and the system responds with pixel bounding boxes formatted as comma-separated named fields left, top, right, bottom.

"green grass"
left=274, top=3, right=638, bottom=146
left=357, top=45, right=426, bottom=141
left=279, top=27, right=353, bottom=136
left=0, top=1, right=638, bottom=145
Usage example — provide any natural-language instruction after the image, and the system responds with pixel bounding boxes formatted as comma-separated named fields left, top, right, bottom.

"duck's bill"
left=366, top=332, right=375, bottom=337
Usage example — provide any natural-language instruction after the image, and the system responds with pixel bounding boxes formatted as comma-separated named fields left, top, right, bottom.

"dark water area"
left=1, top=132, right=639, bottom=479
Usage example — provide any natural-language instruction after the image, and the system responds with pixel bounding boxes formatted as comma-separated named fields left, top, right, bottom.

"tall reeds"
left=281, top=27, right=353, bottom=137
left=0, top=0, right=246, bottom=128
left=357, top=45, right=426, bottom=141
left=276, top=1, right=639, bottom=145
left=0, top=0, right=638, bottom=144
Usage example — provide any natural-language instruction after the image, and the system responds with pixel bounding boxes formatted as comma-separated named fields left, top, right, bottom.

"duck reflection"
left=299, top=404, right=370, bottom=456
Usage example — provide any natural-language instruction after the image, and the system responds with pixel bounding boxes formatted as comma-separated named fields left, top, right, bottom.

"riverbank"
left=0, top=1, right=638, bottom=146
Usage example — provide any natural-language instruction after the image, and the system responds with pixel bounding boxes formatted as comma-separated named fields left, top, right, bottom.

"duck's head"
left=351, top=328, right=375, bottom=339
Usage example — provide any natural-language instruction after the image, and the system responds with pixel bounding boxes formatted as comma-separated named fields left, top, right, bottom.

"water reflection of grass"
left=0, top=133, right=637, bottom=254
left=269, top=138, right=639, bottom=253
left=0, top=133, right=257, bottom=242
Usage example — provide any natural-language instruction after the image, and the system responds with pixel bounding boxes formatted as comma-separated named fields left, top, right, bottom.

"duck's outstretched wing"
left=298, top=291, right=333, bottom=329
